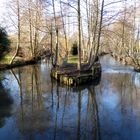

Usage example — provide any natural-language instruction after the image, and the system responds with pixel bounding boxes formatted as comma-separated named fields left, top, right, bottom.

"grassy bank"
left=0, top=55, right=12, bottom=64
left=67, top=55, right=78, bottom=64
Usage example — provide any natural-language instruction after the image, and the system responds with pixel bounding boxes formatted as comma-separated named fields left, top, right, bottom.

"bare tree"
left=77, top=0, right=81, bottom=70
left=60, top=0, right=68, bottom=57
left=52, top=0, right=59, bottom=67
left=88, top=0, right=104, bottom=70
left=28, top=0, right=34, bottom=57
left=10, top=0, right=21, bottom=64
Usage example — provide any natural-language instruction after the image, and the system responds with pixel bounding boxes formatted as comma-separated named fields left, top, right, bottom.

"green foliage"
left=71, top=41, right=78, bottom=55
left=1, top=55, right=12, bottom=63
left=0, top=27, right=10, bottom=59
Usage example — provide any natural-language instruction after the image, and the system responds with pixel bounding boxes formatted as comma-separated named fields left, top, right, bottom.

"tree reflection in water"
left=11, top=67, right=52, bottom=137
left=0, top=76, right=13, bottom=128
left=10, top=65, right=101, bottom=140
left=2, top=56, right=140, bottom=140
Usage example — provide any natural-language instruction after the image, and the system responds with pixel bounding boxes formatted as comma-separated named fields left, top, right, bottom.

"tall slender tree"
left=77, top=0, right=81, bottom=70
left=10, top=0, right=21, bottom=64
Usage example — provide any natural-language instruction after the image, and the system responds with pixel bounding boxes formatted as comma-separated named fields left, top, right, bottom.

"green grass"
left=67, top=55, right=78, bottom=64
left=0, top=55, right=12, bottom=64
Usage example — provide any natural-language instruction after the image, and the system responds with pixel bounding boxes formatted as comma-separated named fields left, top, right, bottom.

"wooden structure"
left=51, top=63, right=101, bottom=86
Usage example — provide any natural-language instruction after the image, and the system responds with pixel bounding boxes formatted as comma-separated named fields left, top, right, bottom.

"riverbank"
left=0, top=55, right=45, bottom=71
left=0, top=59, right=37, bottom=71
left=110, top=53, right=140, bottom=72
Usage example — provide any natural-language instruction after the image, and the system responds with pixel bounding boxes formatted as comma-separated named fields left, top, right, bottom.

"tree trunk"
left=60, top=0, right=68, bottom=57
left=52, top=0, right=59, bottom=67
left=77, top=0, right=81, bottom=70
left=88, top=0, right=99, bottom=64
left=88, top=0, right=104, bottom=70
left=10, top=0, right=21, bottom=64
left=55, top=29, right=59, bottom=66
left=50, top=23, right=54, bottom=67
left=28, top=0, right=33, bottom=57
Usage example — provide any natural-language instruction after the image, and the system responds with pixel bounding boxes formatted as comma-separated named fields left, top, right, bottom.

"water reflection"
left=11, top=66, right=52, bottom=135
left=0, top=56, right=140, bottom=140
left=0, top=77, right=13, bottom=128
left=1, top=64, right=101, bottom=140
left=132, top=73, right=140, bottom=89
left=95, top=72, right=140, bottom=140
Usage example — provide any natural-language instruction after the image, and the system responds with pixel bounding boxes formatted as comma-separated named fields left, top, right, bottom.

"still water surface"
left=0, top=55, right=140, bottom=140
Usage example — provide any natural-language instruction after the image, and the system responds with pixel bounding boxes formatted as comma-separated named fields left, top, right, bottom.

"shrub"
left=71, top=41, right=78, bottom=55
left=0, top=27, right=10, bottom=59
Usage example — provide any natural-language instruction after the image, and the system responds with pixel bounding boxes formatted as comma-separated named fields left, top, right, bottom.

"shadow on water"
left=0, top=77, right=13, bottom=128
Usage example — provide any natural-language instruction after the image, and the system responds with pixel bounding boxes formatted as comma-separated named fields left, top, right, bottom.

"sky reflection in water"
left=0, top=56, right=140, bottom=140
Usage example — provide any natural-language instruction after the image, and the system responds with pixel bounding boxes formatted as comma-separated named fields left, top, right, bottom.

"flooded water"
left=0, top=55, right=140, bottom=140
